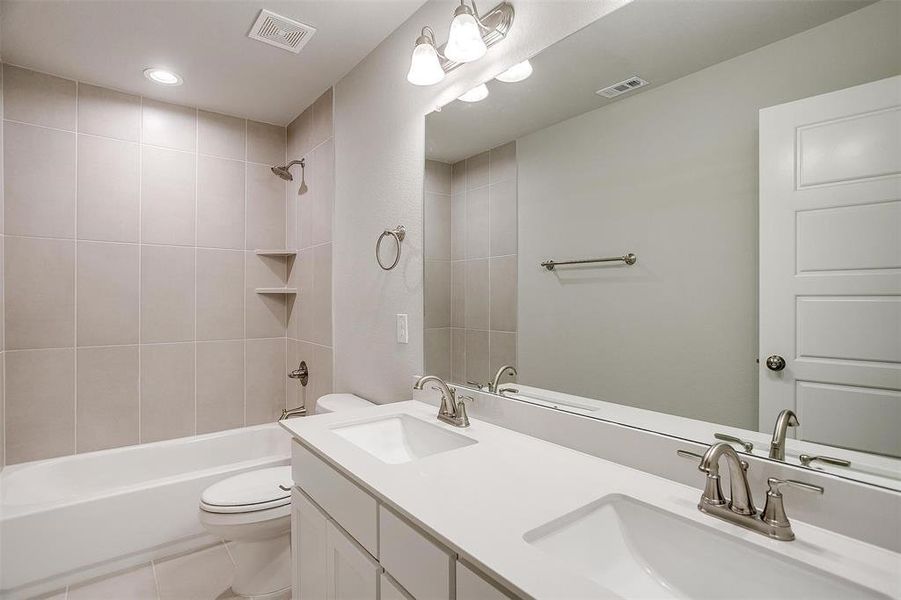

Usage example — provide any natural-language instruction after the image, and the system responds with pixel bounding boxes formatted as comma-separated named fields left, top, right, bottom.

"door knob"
left=766, top=355, right=786, bottom=371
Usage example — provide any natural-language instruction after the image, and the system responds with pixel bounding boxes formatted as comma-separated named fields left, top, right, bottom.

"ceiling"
left=426, top=0, right=876, bottom=163
left=0, top=0, right=426, bottom=125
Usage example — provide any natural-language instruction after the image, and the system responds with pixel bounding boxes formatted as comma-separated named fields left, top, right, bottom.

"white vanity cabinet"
left=291, top=440, right=516, bottom=600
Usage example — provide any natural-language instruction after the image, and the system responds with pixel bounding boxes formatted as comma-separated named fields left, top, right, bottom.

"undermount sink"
left=524, top=494, right=888, bottom=600
left=331, top=414, right=477, bottom=464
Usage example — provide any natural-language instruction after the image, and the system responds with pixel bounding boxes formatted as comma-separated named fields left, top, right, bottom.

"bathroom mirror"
left=422, top=0, right=901, bottom=490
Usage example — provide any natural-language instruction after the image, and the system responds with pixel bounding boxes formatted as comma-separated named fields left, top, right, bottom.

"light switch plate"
left=396, top=314, right=409, bottom=344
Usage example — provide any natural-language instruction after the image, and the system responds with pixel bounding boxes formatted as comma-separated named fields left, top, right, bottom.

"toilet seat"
left=200, top=466, right=292, bottom=515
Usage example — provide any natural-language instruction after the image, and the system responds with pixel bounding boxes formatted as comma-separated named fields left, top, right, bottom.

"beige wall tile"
left=3, top=64, right=76, bottom=130
left=245, top=164, right=286, bottom=250
left=424, top=259, right=450, bottom=329
left=465, top=186, right=489, bottom=259
left=425, top=191, right=450, bottom=261
left=451, top=328, right=465, bottom=383
left=450, top=260, right=465, bottom=328
left=155, top=543, right=233, bottom=600
left=296, top=172, right=313, bottom=250
left=245, top=338, right=286, bottom=425
left=77, top=135, right=140, bottom=243
left=141, top=245, right=195, bottom=343
left=287, top=106, right=311, bottom=158
left=197, top=155, right=245, bottom=250
left=450, top=192, right=465, bottom=260
left=247, top=120, right=285, bottom=165
left=5, top=348, right=75, bottom=463
left=142, top=98, right=196, bottom=151
left=0, top=354, right=4, bottom=466
left=286, top=179, right=298, bottom=251
left=197, top=340, right=244, bottom=433
left=464, top=258, right=488, bottom=330
left=466, top=151, right=489, bottom=190
left=311, top=243, right=332, bottom=346
left=0, top=239, right=4, bottom=351
left=4, top=122, right=76, bottom=238
left=293, top=249, right=313, bottom=342
left=311, top=343, right=334, bottom=405
left=196, top=249, right=244, bottom=341
left=5, top=236, right=75, bottom=350
left=141, top=343, right=195, bottom=442
left=425, top=328, right=451, bottom=381
left=198, top=110, right=245, bottom=160
left=489, top=141, right=516, bottom=184
left=76, top=345, right=139, bottom=453
left=489, top=179, right=517, bottom=257
left=294, top=340, right=332, bottom=413
left=311, top=138, right=334, bottom=246
left=287, top=339, right=304, bottom=410
left=245, top=252, right=287, bottom=338
left=451, top=161, right=465, bottom=196
left=489, top=255, right=517, bottom=332
left=489, top=331, right=517, bottom=378
left=77, top=84, right=140, bottom=142
left=311, top=88, right=333, bottom=147
left=465, top=330, right=489, bottom=387
left=68, top=563, right=157, bottom=600
left=77, top=241, right=139, bottom=346
left=425, top=160, right=452, bottom=194
left=141, top=146, right=195, bottom=246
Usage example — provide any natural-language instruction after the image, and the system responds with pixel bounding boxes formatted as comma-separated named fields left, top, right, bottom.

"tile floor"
left=35, top=542, right=258, bottom=600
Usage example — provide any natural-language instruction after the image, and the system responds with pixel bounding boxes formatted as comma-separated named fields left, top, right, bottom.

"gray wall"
left=1, top=65, right=295, bottom=464
left=516, top=0, right=901, bottom=429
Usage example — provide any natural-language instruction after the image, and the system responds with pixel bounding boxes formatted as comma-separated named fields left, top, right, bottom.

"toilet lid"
left=316, top=393, right=373, bottom=414
left=200, top=466, right=292, bottom=514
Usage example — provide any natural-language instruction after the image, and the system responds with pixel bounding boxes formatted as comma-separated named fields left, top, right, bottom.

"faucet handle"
left=767, top=477, right=824, bottom=496
left=677, top=448, right=749, bottom=471
left=761, top=478, right=823, bottom=539
left=799, top=454, right=851, bottom=468
left=714, top=433, right=754, bottom=453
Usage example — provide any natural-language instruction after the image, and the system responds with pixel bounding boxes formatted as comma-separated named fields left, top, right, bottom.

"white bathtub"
left=0, top=423, right=291, bottom=598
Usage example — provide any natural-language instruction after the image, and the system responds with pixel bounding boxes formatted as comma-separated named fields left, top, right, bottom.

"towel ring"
left=376, top=225, right=406, bottom=270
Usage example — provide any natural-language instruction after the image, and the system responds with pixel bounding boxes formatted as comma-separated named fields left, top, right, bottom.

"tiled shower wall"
left=423, top=142, right=518, bottom=387
left=286, top=89, right=335, bottom=414
left=1, top=64, right=297, bottom=465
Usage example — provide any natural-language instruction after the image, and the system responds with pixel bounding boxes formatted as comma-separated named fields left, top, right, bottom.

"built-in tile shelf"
left=255, top=249, right=298, bottom=257
left=255, top=287, right=298, bottom=294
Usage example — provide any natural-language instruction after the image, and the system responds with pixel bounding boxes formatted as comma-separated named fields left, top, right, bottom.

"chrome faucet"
left=489, top=364, right=517, bottom=393
left=679, top=442, right=823, bottom=541
left=413, top=375, right=470, bottom=427
left=769, top=409, right=799, bottom=460
left=280, top=406, right=307, bottom=420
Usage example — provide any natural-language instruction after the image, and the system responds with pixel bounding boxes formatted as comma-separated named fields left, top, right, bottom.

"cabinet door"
left=457, top=560, right=512, bottom=600
left=326, top=520, right=380, bottom=600
left=293, top=488, right=329, bottom=600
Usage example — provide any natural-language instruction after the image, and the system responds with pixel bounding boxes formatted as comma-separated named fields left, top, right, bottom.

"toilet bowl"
left=199, top=394, right=373, bottom=599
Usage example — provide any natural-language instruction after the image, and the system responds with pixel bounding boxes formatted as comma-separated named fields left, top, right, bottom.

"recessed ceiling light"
left=143, top=68, right=183, bottom=86
left=495, top=60, right=532, bottom=83
left=458, top=83, right=489, bottom=102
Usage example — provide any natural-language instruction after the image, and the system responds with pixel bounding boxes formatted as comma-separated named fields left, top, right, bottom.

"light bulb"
left=458, top=83, right=489, bottom=103
left=406, top=35, right=445, bottom=86
left=143, top=68, right=182, bottom=86
left=444, top=4, right=487, bottom=63
left=495, top=60, right=532, bottom=83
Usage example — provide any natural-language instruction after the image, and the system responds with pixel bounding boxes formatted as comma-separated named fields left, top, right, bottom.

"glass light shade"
left=495, top=60, right=532, bottom=83
left=458, top=83, right=489, bottom=103
left=444, top=10, right=487, bottom=63
left=407, top=41, right=445, bottom=86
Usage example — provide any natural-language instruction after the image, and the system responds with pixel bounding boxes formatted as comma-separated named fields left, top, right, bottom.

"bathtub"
left=0, top=423, right=291, bottom=598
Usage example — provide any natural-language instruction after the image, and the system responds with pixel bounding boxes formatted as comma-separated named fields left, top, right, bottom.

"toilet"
left=199, top=394, right=374, bottom=599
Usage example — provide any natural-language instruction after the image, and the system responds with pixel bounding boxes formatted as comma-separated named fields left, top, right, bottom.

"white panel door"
left=326, top=520, right=380, bottom=600
left=759, top=75, right=901, bottom=456
left=293, top=488, right=329, bottom=600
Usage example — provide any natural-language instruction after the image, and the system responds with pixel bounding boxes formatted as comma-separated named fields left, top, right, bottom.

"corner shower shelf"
left=255, top=287, right=298, bottom=294
left=255, top=249, right=298, bottom=257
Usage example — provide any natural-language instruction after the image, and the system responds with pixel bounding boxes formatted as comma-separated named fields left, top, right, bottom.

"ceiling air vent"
left=596, top=76, right=649, bottom=99
left=247, top=9, right=316, bottom=54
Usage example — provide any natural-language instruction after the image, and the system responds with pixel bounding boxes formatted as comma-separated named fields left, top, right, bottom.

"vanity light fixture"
left=445, top=1, right=488, bottom=63
left=405, top=1, right=514, bottom=85
left=495, top=59, right=532, bottom=83
left=143, top=67, right=183, bottom=86
left=407, top=27, right=445, bottom=86
left=458, top=83, right=489, bottom=102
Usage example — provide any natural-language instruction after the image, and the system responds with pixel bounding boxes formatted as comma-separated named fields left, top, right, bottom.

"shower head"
left=271, top=158, right=305, bottom=181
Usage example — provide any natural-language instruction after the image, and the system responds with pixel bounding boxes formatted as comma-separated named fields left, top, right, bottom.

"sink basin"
left=331, top=414, right=476, bottom=464
left=524, top=494, right=888, bottom=599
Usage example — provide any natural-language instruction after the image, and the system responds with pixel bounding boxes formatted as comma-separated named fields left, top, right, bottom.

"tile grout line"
left=193, top=107, right=199, bottom=436
left=243, top=118, right=248, bottom=428
left=138, top=94, right=143, bottom=444
left=73, top=81, right=79, bottom=454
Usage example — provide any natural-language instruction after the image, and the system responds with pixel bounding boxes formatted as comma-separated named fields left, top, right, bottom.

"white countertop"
left=281, top=401, right=900, bottom=599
